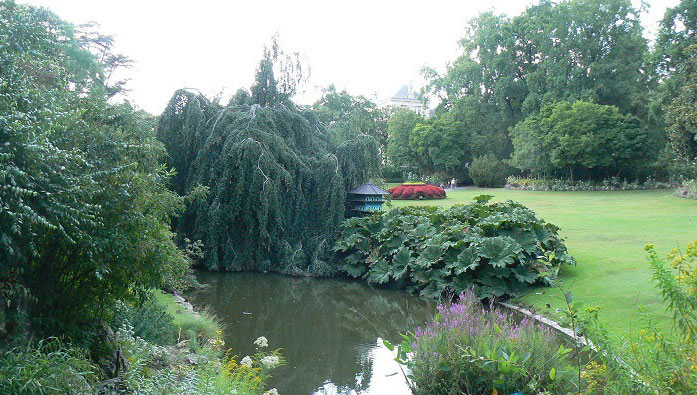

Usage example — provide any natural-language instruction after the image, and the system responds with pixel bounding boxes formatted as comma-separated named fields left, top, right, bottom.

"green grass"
left=388, top=187, right=697, bottom=337
left=153, top=290, right=221, bottom=342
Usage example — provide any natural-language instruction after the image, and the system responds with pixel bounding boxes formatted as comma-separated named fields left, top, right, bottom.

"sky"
left=20, top=0, right=680, bottom=114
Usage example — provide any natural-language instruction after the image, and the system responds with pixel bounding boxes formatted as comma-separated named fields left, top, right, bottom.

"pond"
left=189, top=272, right=436, bottom=395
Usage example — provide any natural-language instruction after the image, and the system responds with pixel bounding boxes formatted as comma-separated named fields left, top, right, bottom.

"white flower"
left=260, top=355, right=280, bottom=369
left=254, top=336, right=268, bottom=348
left=240, top=355, right=253, bottom=367
left=263, top=388, right=278, bottom=395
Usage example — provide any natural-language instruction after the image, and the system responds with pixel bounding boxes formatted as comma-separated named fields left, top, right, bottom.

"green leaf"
left=367, top=259, right=392, bottom=284
left=383, top=340, right=394, bottom=351
left=480, top=237, right=521, bottom=268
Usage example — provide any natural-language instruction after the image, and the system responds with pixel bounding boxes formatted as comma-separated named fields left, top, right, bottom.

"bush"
left=0, top=338, right=98, bottom=395
left=506, top=176, right=675, bottom=191
left=334, top=195, right=575, bottom=299
left=110, top=298, right=176, bottom=346
left=114, top=325, right=283, bottom=395
left=388, top=183, right=446, bottom=199
left=675, top=179, right=697, bottom=199
left=398, top=289, right=577, bottom=394
left=468, top=154, right=510, bottom=187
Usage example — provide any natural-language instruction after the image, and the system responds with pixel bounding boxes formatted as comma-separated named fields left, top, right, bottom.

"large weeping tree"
left=157, top=45, right=379, bottom=275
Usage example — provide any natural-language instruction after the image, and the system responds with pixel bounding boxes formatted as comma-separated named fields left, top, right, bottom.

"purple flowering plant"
left=387, top=289, right=578, bottom=394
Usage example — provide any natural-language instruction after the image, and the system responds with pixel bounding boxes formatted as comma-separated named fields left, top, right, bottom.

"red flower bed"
left=388, top=184, right=446, bottom=200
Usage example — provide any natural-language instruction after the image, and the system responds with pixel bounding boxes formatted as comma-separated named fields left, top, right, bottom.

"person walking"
left=450, top=177, right=456, bottom=189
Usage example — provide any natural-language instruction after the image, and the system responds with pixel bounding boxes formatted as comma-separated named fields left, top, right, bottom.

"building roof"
left=392, top=84, right=418, bottom=101
left=348, top=183, right=390, bottom=195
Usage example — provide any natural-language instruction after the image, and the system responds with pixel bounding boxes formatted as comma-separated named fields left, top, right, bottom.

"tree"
left=651, top=0, right=697, bottom=123
left=158, top=54, right=380, bottom=275
left=665, top=45, right=697, bottom=165
left=250, top=35, right=309, bottom=106
left=386, top=109, right=422, bottom=168
left=424, top=0, right=651, bottom=165
left=312, top=85, right=390, bottom=155
left=409, top=113, right=469, bottom=176
left=510, top=101, right=654, bottom=180
left=0, top=2, right=192, bottom=336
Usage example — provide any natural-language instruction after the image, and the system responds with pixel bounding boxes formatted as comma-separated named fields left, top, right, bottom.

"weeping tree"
left=158, top=46, right=379, bottom=275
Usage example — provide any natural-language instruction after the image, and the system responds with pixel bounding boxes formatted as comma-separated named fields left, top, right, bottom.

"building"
left=347, top=183, right=390, bottom=215
left=380, top=84, right=428, bottom=116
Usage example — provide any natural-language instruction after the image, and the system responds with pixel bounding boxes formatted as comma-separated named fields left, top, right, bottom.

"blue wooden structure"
left=347, top=183, right=389, bottom=215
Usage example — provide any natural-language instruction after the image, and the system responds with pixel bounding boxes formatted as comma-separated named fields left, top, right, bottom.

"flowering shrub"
left=112, top=324, right=283, bottom=395
left=335, top=195, right=575, bottom=299
left=391, top=290, right=577, bottom=394
left=388, top=183, right=446, bottom=199
left=506, top=176, right=675, bottom=191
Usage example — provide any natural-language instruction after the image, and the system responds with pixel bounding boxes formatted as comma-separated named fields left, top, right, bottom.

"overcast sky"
left=20, top=0, right=679, bottom=114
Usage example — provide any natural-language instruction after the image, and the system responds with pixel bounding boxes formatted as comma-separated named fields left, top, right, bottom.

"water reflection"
left=189, top=272, right=435, bottom=395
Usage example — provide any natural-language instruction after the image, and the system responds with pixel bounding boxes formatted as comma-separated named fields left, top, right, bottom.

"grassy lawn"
left=388, top=187, right=697, bottom=337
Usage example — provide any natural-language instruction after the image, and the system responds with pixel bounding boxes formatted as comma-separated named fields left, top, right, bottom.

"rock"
left=185, top=353, right=209, bottom=365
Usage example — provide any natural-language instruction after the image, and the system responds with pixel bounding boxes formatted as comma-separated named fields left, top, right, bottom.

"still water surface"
left=189, top=272, right=436, bottom=395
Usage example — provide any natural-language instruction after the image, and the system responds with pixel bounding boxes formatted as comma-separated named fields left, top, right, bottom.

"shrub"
left=0, top=338, right=98, bottom=395
left=468, top=154, right=510, bottom=187
left=114, top=325, right=283, bottom=395
left=110, top=298, right=176, bottom=346
left=506, top=176, right=674, bottom=191
left=675, top=179, right=697, bottom=199
left=388, top=183, right=446, bottom=199
left=395, top=289, right=577, bottom=394
left=625, top=242, right=697, bottom=394
left=334, top=195, right=575, bottom=299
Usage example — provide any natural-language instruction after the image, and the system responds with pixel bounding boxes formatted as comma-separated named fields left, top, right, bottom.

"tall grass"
left=0, top=338, right=98, bottom=395
left=153, top=290, right=221, bottom=343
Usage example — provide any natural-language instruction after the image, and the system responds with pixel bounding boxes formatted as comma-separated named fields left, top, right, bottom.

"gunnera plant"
left=335, top=195, right=575, bottom=299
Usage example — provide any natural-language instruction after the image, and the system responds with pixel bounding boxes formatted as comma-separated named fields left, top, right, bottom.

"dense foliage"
left=509, top=101, right=654, bottom=180
left=334, top=196, right=575, bottom=299
left=157, top=52, right=380, bottom=274
left=388, top=183, right=446, bottom=200
left=0, top=1, right=193, bottom=336
left=468, top=154, right=511, bottom=188
left=398, top=290, right=577, bottom=394
left=426, top=0, right=648, bottom=122
left=628, top=242, right=697, bottom=393
left=506, top=176, right=674, bottom=192
left=312, top=85, right=391, bottom=157
left=665, top=45, right=697, bottom=166
left=385, top=108, right=422, bottom=169
left=0, top=339, right=98, bottom=394
left=388, top=0, right=687, bottom=184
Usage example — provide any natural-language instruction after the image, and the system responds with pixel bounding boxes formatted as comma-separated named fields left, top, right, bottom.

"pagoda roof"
left=348, top=183, right=390, bottom=195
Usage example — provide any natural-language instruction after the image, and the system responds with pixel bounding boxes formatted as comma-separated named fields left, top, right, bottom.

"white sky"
left=20, top=0, right=679, bottom=114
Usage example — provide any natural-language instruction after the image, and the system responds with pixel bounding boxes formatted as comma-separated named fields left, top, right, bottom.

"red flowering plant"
left=388, top=183, right=446, bottom=200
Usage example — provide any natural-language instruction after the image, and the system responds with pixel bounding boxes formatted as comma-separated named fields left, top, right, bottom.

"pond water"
left=189, top=272, right=436, bottom=395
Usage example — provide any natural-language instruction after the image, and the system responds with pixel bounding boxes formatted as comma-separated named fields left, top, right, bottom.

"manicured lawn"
left=389, top=187, right=697, bottom=337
